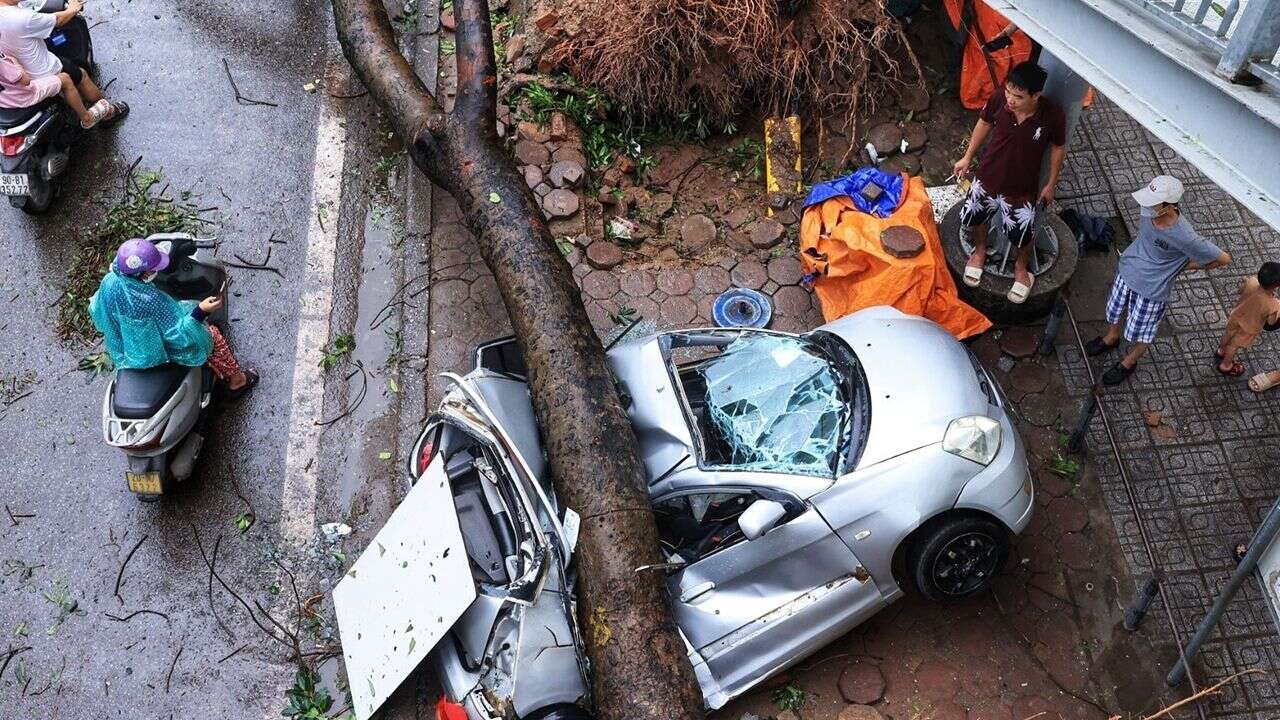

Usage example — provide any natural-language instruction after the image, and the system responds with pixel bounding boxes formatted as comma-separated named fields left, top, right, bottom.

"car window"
left=654, top=491, right=755, bottom=564
left=675, top=334, right=848, bottom=477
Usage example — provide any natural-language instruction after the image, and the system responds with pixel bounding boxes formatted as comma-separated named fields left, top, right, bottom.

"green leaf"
left=378, top=451, right=392, bottom=461
left=387, top=376, right=400, bottom=393
left=14, top=622, right=28, bottom=637
left=488, top=191, right=501, bottom=204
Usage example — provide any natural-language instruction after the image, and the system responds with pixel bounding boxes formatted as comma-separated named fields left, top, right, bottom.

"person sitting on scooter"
left=89, top=238, right=259, bottom=400
left=0, top=51, right=107, bottom=128
left=0, top=0, right=127, bottom=126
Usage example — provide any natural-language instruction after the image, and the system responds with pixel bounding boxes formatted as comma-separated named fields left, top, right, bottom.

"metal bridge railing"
left=1122, top=0, right=1280, bottom=89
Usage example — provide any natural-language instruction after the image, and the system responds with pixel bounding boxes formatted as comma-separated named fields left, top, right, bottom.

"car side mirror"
left=739, top=500, right=787, bottom=541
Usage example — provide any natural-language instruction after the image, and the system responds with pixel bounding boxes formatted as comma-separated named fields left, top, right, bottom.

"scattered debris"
left=320, top=523, right=353, bottom=543
left=772, top=683, right=806, bottom=712
left=1143, top=410, right=1162, bottom=428
left=223, top=58, right=280, bottom=107
left=113, top=534, right=148, bottom=605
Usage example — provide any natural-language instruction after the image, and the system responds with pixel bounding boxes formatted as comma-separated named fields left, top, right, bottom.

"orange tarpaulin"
left=943, top=0, right=1033, bottom=111
left=799, top=175, right=992, bottom=340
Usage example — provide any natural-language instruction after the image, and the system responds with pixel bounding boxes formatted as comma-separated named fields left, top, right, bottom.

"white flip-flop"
left=1250, top=371, right=1280, bottom=393
left=963, top=265, right=983, bottom=287
left=1007, top=274, right=1035, bottom=304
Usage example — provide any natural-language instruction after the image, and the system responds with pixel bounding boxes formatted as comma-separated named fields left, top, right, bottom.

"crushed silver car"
left=333, top=305, right=1034, bottom=720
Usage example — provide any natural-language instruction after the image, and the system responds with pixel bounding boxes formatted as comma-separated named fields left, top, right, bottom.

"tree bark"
left=329, top=1, right=705, bottom=719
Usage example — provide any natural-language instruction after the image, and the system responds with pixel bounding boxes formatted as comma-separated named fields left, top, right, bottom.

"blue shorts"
left=1106, top=275, right=1166, bottom=344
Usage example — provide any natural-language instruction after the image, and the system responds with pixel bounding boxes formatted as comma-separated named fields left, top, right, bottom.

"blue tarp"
left=803, top=167, right=906, bottom=218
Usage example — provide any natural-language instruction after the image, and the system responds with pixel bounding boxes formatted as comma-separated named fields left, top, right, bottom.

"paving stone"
left=837, top=706, right=883, bottom=720
left=750, top=218, right=785, bottom=249
left=838, top=662, right=885, bottom=704
left=533, top=182, right=551, bottom=198
left=693, top=266, right=731, bottom=294
left=548, top=160, right=585, bottom=188
left=914, top=659, right=959, bottom=702
left=659, top=296, right=698, bottom=325
left=548, top=213, right=585, bottom=238
left=655, top=269, right=694, bottom=296
left=1048, top=496, right=1090, bottom=532
left=638, top=191, right=674, bottom=219
left=926, top=702, right=968, bottom=720
left=584, top=241, right=623, bottom=269
left=880, top=225, right=925, bottom=258
left=618, top=269, right=655, bottom=297
left=724, top=206, right=754, bottom=229
left=1009, top=361, right=1051, bottom=394
left=1035, top=468, right=1074, bottom=498
left=901, top=121, right=928, bottom=151
left=762, top=279, right=780, bottom=295
left=776, top=204, right=802, bottom=226
left=1019, top=392, right=1061, bottom=427
left=551, top=145, right=587, bottom=167
left=881, top=153, right=922, bottom=177
left=522, top=165, right=543, bottom=189
left=774, top=285, right=812, bottom=317
left=900, top=85, right=931, bottom=113
left=996, top=355, right=1016, bottom=373
left=868, top=122, right=903, bottom=156
left=1057, top=532, right=1096, bottom=571
left=542, top=189, right=580, bottom=218
left=1000, top=326, right=1040, bottom=358
left=517, top=121, right=549, bottom=143
left=731, top=260, right=768, bottom=289
left=679, top=214, right=718, bottom=255
left=767, top=256, right=804, bottom=286
left=1010, top=695, right=1055, bottom=720
left=580, top=270, right=620, bottom=300
left=513, top=140, right=550, bottom=166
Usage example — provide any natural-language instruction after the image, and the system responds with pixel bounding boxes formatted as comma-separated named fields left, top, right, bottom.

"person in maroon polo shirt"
left=952, top=62, right=1067, bottom=304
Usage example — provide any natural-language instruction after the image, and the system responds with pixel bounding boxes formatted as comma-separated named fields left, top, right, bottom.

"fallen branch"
left=191, top=525, right=290, bottom=649
left=5, top=504, right=34, bottom=526
left=206, top=535, right=235, bottom=640
left=0, top=645, right=31, bottom=682
left=1141, top=669, right=1267, bottom=720
left=222, top=58, right=279, bottom=107
left=217, top=644, right=249, bottom=664
left=114, top=534, right=148, bottom=605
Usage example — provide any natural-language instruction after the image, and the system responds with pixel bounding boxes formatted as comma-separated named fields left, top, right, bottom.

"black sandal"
left=99, top=101, right=130, bottom=128
left=222, top=369, right=259, bottom=401
left=1085, top=336, right=1119, bottom=357
left=1101, top=362, right=1135, bottom=386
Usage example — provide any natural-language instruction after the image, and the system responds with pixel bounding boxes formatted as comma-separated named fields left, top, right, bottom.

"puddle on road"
left=335, top=200, right=405, bottom=514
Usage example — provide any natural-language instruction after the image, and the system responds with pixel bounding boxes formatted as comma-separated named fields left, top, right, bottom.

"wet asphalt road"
left=0, top=0, right=428, bottom=716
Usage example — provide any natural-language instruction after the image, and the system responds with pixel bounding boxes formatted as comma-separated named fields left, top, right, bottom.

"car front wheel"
left=909, top=515, right=1010, bottom=601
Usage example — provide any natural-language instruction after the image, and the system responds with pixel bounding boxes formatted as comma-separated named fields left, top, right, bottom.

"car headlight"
left=942, top=416, right=1002, bottom=465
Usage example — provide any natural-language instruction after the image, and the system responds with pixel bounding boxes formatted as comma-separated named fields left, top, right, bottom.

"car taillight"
left=436, top=696, right=467, bottom=720
left=1, top=134, right=30, bottom=157
left=414, top=436, right=437, bottom=476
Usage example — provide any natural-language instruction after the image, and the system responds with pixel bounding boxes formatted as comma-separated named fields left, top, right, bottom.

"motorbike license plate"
left=126, top=471, right=163, bottom=495
left=0, top=173, right=29, bottom=197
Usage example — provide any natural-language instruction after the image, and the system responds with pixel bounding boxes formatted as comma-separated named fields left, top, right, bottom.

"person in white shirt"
left=0, top=0, right=127, bottom=125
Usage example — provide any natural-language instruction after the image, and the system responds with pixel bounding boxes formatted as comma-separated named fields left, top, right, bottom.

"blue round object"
left=712, top=288, right=773, bottom=329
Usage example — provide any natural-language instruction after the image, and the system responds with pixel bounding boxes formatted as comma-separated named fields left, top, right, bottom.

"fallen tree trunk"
left=329, top=1, right=705, bottom=719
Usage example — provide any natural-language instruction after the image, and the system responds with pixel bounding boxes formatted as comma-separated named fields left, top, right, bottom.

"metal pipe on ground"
left=1167, top=498, right=1280, bottom=687
left=1125, top=576, right=1162, bottom=631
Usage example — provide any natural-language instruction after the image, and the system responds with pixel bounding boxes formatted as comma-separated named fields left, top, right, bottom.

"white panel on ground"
left=332, top=454, right=477, bottom=719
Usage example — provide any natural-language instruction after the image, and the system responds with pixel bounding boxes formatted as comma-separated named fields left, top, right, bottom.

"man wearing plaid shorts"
left=1086, top=175, right=1230, bottom=385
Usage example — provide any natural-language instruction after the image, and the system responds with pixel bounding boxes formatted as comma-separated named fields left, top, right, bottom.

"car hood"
left=820, top=307, right=990, bottom=468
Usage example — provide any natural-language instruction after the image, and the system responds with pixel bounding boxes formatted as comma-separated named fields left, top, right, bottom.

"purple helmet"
left=115, top=238, right=170, bottom=275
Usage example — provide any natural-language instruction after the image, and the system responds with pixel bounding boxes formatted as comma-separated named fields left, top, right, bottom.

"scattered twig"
left=1140, top=669, right=1266, bottom=720
left=114, top=534, right=148, bottom=605
left=191, top=525, right=290, bottom=648
left=5, top=504, right=34, bottom=526
left=104, top=609, right=170, bottom=623
left=100, top=77, right=117, bottom=94
left=87, top=19, right=108, bottom=29
left=221, top=58, right=279, bottom=107
left=206, top=535, right=234, bottom=640
left=315, top=360, right=370, bottom=426
left=164, top=645, right=184, bottom=693
left=217, top=644, right=249, bottom=664
left=0, top=646, right=32, bottom=683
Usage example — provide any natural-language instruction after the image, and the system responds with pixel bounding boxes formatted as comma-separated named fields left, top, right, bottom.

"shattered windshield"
left=688, top=334, right=850, bottom=477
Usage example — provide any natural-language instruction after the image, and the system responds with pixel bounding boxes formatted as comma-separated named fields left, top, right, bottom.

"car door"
left=656, top=487, right=885, bottom=704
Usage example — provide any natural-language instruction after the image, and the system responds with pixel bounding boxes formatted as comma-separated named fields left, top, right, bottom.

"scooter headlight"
left=942, top=415, right=1002, bottom=466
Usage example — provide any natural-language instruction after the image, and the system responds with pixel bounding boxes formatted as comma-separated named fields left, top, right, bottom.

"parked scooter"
left=101, top=234, right=229, bottom=502
left=0, top=0, right=96, bottom=214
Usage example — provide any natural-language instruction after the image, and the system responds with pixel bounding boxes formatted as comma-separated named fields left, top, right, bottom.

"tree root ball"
left=545, top=0, right=921, bottom=123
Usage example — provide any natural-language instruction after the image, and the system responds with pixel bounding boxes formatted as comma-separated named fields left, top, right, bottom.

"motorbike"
left=0, top=0, right=96, bottom=214
left=101, top=234, right=229, bottom=502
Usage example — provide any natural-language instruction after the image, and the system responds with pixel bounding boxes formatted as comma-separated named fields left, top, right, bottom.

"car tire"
left=908, top=514, right=1010, bottom=602
left=523, top=704, right=595, bottom=720
left=939, top=200, right=1078, bottom=324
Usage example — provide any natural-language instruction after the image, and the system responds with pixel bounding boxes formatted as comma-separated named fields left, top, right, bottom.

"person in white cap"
left=1084, top=175, right=1230, bottom=385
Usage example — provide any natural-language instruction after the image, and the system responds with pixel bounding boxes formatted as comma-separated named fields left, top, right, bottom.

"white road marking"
left=280, top=53, right=349, bottom=550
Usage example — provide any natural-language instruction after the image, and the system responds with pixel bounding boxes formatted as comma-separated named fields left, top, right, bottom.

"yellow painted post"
left=764, top=115, right=802, bottom=217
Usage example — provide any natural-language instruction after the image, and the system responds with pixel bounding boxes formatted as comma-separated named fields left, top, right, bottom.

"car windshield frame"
left=664, top=329, right=870, bottom=479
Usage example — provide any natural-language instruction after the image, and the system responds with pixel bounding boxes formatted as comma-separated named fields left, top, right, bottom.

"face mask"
left=1140, top=204, right=1162, bottom=218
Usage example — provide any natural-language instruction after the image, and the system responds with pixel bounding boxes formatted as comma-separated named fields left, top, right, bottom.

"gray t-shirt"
left=1118, top=215, right=1222, bottom=303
